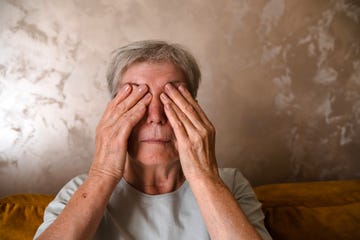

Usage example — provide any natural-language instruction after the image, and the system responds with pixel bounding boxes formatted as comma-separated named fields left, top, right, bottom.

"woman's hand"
left=160, top=83, right=219, bottom=182
left=89, top=84, right=152, bottom=182
left=160, top=84, right=262, bottom=240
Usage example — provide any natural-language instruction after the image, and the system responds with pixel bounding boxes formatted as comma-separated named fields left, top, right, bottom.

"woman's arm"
left=37, top=84, right=151, bottom=239
left=161, top=83, right=264, bottom=239
left=187, top=174, right=264, bottom=239
left=37, top=175, right=117, bottom=240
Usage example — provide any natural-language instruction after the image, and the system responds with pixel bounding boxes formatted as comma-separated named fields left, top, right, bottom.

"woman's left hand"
left=161, top=83, right=263, bottom=240
left=160, top=83, right=219, bottom=181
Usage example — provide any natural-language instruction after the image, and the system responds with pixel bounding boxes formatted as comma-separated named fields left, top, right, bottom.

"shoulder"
left=45, top=174, right=88, bottom=216
left=55, top=174, right=88, bottom=200
left=218, top=168, right=251, bottom=193
left=46, top=174, right=88, bottom=212
left=218, top=167, right=246, bottom=182
left=34, top=174, right=88, bottom=239
left=218, top=168, right=272, bottom=239
left=218, top=168, right=259, bottom=203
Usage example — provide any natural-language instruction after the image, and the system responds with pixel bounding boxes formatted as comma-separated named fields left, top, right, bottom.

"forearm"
left=188, top=175, right=262, bottom=240
left=38, top=175, right=117, bottom=240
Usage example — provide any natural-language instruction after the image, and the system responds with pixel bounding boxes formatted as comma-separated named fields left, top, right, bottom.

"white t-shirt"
left=34, top=168, right=272, bottom=239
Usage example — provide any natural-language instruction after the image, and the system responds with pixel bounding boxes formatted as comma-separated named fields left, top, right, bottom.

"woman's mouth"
left=140, top=138, right=171, bottom=144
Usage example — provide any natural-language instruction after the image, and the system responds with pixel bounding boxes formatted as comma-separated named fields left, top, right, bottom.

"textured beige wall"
left=0, top=0, right=359, bottom=196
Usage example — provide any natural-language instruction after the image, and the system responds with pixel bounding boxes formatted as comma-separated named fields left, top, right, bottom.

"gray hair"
left=106, top=40, right=201, bottom=98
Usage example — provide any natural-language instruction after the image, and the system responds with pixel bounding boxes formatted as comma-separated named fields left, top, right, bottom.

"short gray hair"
left=106, top=40, right=201, bottom=98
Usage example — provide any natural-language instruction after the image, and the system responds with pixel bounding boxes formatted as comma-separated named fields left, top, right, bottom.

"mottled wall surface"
left=0, top=0, right=359, bottom=196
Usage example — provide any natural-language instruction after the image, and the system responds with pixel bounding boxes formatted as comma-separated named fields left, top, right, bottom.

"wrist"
left=185, top=165, right=220, bottom=182
left=186, top=170, right=224, bottom=190
left=89, top=166, right=123, bottom=182
left=87, top=170, right=121, bottom=190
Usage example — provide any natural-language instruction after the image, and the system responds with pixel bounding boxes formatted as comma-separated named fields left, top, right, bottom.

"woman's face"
left=119, top=61, right=187, bottom=166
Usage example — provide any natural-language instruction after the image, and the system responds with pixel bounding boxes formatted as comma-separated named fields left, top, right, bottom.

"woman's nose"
left=146, top=96, right=167, bottom=125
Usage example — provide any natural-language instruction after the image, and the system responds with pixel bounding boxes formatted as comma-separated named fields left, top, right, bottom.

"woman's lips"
left=140, top=138, right=171, bottom=144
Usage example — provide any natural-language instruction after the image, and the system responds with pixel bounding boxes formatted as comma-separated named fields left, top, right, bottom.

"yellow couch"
left=1, top=179, right=359, bottom=240
left=0, top=194, right=53, bottom=240
left=254, top=179, right=360, bottom=240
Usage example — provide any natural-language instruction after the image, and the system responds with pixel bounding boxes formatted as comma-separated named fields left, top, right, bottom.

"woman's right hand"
left=89, top=84, right=152, bottom=182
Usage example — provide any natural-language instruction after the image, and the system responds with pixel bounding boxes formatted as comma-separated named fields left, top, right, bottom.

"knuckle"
left=169, top=117, right=182, bottom=129
left=183, top=139, right=193, bottom=151
left=95, top=127, right=111, bottom=140
left=121, top=111, right=141, bottom=127
left=117, top=102, right=128, bottom=114
left=198, top=127, right=208, bottom=138
left=137, top=102, right=147, bottom=110
left=193, top=133, right=203, bottom=146
left=119, top=116, right=131, bottom=128
left=174, top=120, right=183, bottom=129
left=185, top=104, right=196, bottom=114
left=127, top=113, right=138, bottom=125
left=179, top=112, right=187, bottom=121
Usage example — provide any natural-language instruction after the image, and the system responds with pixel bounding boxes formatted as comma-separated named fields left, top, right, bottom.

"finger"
left=115, top=84, right=149, bottom=114
left=178, top=85, right=213, bottom=128
left=164, top=92, right=211, bottom=149
left=113, top=92, right=152, bottom=140
left=101, top=84, right=132, bottom=119
left=105, top=84, right=149, bottom=126
left=163, top=83, right=204, bottom=130
left=161, top=93, right=199, bottom=140
left=161, top=99, right=189, bottom=144
left=112, top=83, right=132, bottom=104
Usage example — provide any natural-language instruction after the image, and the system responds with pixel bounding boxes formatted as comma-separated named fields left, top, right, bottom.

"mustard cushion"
left=0, top=194, right=54, bottom=240
left=1, top=181, right=359, bottom=240
left=254, top=180, right=360, bottom=240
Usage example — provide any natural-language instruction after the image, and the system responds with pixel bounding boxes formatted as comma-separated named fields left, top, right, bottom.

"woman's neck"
left=123, top=157, right=185, bottom=195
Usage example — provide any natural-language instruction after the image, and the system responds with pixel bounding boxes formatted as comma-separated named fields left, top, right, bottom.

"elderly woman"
left=35, top=40, right=272, bottom=240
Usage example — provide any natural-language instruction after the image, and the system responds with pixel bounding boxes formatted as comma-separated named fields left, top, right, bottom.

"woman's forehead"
left=119, top=61, right=187, bottom=87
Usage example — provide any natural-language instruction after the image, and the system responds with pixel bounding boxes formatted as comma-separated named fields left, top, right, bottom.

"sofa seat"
left=0, top=194, right=54, bottom=240
left=1, top=179, right=359, bottom=240
left=254, top=179, right=360, bottom=240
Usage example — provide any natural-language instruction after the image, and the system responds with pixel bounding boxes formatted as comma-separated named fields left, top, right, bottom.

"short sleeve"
left=219, top=168, right=272, bottom=240
left=33, top=174, right=87, bottom=239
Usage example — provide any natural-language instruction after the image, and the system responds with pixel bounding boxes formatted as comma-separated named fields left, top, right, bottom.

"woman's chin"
left=128, top=142, right=179, bottom=165
left=128, top=151, right=179, bottom=167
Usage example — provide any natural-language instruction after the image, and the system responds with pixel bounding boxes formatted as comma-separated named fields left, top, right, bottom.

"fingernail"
left=139, top=84, right=147, bottom=92
left=124, top=84, right=131, bottom=92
